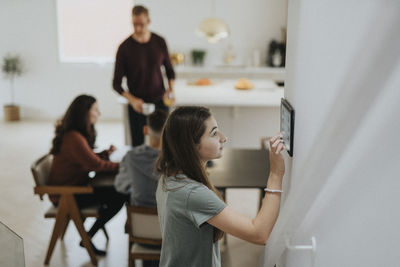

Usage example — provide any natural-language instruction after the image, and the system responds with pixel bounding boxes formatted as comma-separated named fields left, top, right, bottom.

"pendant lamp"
left=196, top=0, right=229, bottom=43
left=196, top=18, right=230, bottom=43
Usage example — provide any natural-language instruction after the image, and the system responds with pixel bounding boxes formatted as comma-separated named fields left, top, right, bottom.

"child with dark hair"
left=114, top=109, right=168, bottom=206
left=114, top=109, right=168, bottom=267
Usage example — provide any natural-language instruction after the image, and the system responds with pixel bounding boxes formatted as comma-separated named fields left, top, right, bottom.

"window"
left=56, top=0, right=134, bottom=63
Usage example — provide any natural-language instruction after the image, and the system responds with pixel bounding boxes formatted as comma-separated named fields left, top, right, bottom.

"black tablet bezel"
left=280, top=98, right=295, bottom=157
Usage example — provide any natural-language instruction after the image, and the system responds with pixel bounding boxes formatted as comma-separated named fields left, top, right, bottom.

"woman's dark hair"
left=156, top=106, right=225, bottom=241
left=50, top=95, right=97, bottom=155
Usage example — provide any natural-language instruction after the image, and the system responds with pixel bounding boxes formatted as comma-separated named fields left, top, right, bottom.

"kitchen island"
left=120, top=79, right=283, bottom=148
left=174, top=79, right=283, bottom=107
left=174, top=79, right=283, bottom=148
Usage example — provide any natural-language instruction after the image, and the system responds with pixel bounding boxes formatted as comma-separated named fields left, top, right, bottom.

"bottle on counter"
left=224, top=43, right=236, bottom=66
left=253, top=49, right=261, bottom=67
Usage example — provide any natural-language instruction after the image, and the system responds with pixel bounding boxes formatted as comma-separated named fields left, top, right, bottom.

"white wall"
left=0, top=0, right=287, bottom=120
left=0, top=0, right=121, bottom=120
left=262, top=1, right=400, bottom=266
left=137, top=0, right=288, bottom=67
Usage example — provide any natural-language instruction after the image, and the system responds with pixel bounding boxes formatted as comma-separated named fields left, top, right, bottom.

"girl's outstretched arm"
left=208, top=133, right=285, bottom=245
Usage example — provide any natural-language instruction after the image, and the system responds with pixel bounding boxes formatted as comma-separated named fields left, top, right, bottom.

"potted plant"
left=2, top=54, right=23, bottom=121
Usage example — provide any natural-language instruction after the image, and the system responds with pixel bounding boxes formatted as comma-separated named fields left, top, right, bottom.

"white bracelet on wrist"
left=264, top=188, right=283, bottom=193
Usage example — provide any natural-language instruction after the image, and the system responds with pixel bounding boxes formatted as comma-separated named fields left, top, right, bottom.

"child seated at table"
left=114, top=109, right=168, bottom=206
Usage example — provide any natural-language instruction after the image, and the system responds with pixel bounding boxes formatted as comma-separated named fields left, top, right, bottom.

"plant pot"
left=3, top=105, right=20, bottom=121
left=191, top=50, right=206, bottom=66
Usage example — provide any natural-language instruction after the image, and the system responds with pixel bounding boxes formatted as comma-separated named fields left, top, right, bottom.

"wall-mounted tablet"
left=280, top=98, right=295, bottom=157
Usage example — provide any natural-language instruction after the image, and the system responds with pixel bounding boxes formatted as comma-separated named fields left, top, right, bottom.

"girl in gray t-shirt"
left=156, top=106, right=285, bottom=267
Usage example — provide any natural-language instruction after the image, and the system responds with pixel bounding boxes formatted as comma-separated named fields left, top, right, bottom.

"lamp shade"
left=196, top=17, right=230, bottom=43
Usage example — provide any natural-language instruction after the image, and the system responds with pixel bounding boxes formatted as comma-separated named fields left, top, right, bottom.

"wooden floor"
left=0, top=120, right=264, bottom=267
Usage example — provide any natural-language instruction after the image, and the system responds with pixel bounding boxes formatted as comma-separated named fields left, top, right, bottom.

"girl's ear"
left=196, top=143, right=201, bottom=152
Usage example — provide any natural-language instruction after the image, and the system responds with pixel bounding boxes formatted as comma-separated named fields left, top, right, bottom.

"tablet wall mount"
left=280, top=98, right=295, bottom=157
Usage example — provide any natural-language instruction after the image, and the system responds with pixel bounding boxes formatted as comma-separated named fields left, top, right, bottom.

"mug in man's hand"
left=142, top=103, right=155, bottom=115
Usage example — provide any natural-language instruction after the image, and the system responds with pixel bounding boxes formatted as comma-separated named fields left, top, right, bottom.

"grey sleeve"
left=186, top=185, right=226, bottom=228
left=113, top=155, right=132, bottom=193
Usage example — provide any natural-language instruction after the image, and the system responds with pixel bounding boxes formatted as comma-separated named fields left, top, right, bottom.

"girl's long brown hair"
left=50, top=95, right=97, bottom=155
left=156, top=106, right=225, bottom=242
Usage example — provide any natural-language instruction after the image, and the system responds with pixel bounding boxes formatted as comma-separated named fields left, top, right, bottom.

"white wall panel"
left=262, top=1, right=400, bottom=266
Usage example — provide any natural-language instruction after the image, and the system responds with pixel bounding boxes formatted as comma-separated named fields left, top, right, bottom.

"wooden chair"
left=31, top=154, right=109, bottom=266
left=126, top=204, right=162, bottom=267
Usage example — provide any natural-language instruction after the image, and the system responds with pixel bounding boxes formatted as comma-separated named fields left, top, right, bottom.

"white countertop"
left=175, top=79, right=284, bottom=107
left=175, top=66, right=285, bottom=74
left=174, top=66, right=285, bottom=81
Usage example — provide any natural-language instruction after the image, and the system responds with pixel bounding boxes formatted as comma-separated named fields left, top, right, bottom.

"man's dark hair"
left=147, top=109, right=168, bottom=134
left=132, top=5, right=149, bottom=17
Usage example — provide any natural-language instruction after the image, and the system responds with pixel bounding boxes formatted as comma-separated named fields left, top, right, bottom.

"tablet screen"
left=280, top=98, right=295, bottom=156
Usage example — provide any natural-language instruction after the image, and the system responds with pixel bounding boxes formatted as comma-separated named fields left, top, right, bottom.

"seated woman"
left=156, top=106, right=285, bottom=267
left=48, top=94, right=127, bottom=256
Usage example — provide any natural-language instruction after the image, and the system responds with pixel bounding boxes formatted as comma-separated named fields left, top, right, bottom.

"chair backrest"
left=31, top=154, right=53, bottom=187
left=126, top=205, right=162, bottom=244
